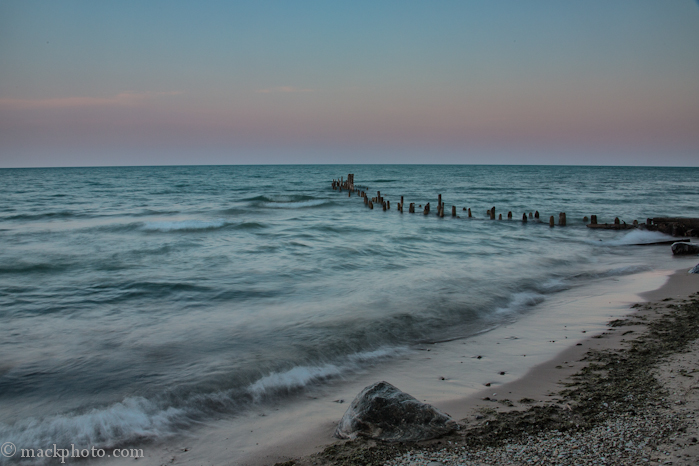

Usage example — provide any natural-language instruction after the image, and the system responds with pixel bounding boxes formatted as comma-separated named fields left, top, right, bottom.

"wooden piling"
left=507, top=211, right=512, bottom=219
left=468, top=208, right=472, bottom=218
left=369, top=201, right=373, bottom=209
left=535, top=211, right=539, bottom=219
left=614, top=217, right=620, bottom=225
left=522, top=213, right=527, bottom=223
left=409, top=203, right=415, bottom=213
left=529, top=212, right=533, bottom=219
left=559, top=212, right=566, bottom=226
left=387, top=200, right=390, bottom=209
left=583, top=216, right=589, bottom=222
left=549, top=216, right=555, bottom=227
left=591, top=215, right=598, bottom=225
left=424, top=203, right=430, bottom=215
left=498, top=213, right=502, bottom=220
left=490, top=206, right=496, bottom=220
left=452, top=206, right=456, bottom=217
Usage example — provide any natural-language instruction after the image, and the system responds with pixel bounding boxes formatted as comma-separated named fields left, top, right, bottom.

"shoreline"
left=96, top=261, right=699, bottom=466
left=278, top=267, right=699, bottom=466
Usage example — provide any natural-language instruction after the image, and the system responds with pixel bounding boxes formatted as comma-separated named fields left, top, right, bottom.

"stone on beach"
left=334, top=381, right=457, bottom=442
left=671, top=242, right=699, bottom=255
left=690, top=263, right=699, bottom=274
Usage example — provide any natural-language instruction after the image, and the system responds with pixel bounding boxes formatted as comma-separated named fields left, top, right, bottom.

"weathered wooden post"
left=559, top=212, right=566, bottom=226
left=369, top=201, right=373, bottom=209
left=549, top=216, right=555, bottom=227
left=498, top=213, right=502, bottom=220
left=507, top=211, right=512, bottom=219
left=614, top=217, right=620, bottom=225
left=409, top=203, right=415, bottom=213
left=383, top=202, right=387, bottom=211
left=535, top=211, right=539, bottom=220
left=439, top=204, right=444, bottom=218
left=583, top=216, right=589, bottom=222
left=452, top=205, right=456, bottom=217
left=438, top=194, right=442, bottom=210
left=364, top=196, right=368, bottom=206
left=522, top=213, right=527, bottom=223
left=424, top=203, right=430, bottom=215
left=387, top=200, right=390, bottom=209
left=591, top=215, right=598, bottom=225
left=633, top=219, right=638, bottom=226
left=529, top=212, right=533, bottom=219
left=468, top=208, right=472, bottom=218
left=490, top=206, right=495, bottom=220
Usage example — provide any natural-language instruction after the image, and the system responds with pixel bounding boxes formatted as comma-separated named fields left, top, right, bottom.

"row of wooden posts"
left=331, top=175, right=581, bottom=227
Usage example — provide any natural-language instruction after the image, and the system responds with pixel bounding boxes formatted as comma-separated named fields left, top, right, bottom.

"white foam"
left=247, top=364, right=342, bottom=401
left=264, top=200, right=327, bottom=209
left=598, top=230, right=676, bottom=246
left=537, top=278, right=570, bottom=293
left=0, top=397, right=184, bottom=454
left=346, top=347, right=408, bottom=363
left=495, top=292, right=545, bottom=314
left=141, top=219, right=227, bottom=232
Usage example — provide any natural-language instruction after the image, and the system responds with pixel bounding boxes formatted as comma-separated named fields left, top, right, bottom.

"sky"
left=1, top=1, right=698, bottom=167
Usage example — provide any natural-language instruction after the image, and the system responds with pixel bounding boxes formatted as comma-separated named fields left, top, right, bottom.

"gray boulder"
left=334, top=381, right=457, bottom=442
left=689, top=263, right=699, bottom=274
left=671, top=242, right=699, bottom=255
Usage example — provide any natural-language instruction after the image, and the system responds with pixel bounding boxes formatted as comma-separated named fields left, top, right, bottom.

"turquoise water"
left=1, top=165, right=697, bottom=455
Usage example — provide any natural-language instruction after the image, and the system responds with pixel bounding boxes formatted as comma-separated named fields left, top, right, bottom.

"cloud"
left=255, top=86, right=314, bottom=94
left=0, top=91, right=182, bottom=109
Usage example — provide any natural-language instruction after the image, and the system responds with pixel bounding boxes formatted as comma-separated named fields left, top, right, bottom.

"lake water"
left=1, top=165, right=698, bottom=460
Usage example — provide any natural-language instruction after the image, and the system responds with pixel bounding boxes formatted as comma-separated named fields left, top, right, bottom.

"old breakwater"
left=331, top=174, right=699, bottom=237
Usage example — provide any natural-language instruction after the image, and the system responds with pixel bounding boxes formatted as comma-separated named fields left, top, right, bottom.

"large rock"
left=689, top=263, right=699, bottom=274
left=334, top=381, right=457, bottom=442
left=671, top=242, right=699, bottom=255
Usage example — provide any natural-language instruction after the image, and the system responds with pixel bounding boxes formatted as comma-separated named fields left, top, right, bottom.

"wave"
left=241, top=194, right=329, bottom=209
left=591, top=230, right=677, bottom=246
left=0, top=397, right=187, bottom=459
left=4, top=211, right=79, bottom=221
left=247, top=346, right=407, bottom=402
left=131, top=209, right=181, bottom=217
left=0, top=347, right=406, bottom=457
left=265, top=199, right=328, bottom=209
left=0, top=261, right=71, bottom=275
left=495, top=291, right=546, bottom=314
left=247, top=364, right=342, bottom=401
left=141, top=219, right=228, bottom=232
left=243, top=194, right=317, bottom=203
left=572, top=264, right=652, bottom=281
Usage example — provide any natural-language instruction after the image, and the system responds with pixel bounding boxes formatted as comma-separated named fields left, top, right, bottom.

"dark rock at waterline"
left=334, top=381, right=457, bottom=442
left=690, top=263, right=699, bottom=274
left=671, top=242, right=699, bottom=255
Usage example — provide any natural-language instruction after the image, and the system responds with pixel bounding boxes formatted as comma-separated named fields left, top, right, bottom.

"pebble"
left=383, top=409, right=685, bottom=466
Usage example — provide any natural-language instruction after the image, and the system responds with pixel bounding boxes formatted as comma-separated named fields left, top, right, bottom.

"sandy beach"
left=271, top=267, right=699, bottom=466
